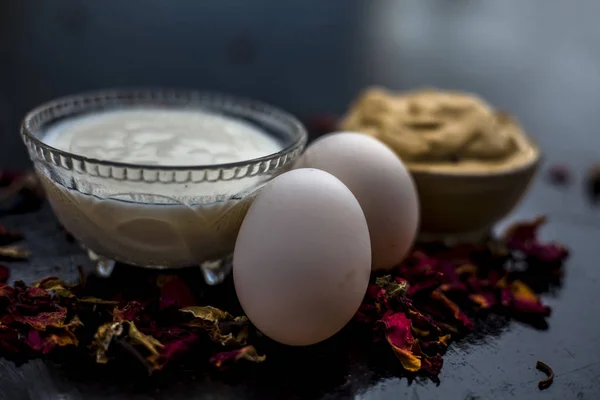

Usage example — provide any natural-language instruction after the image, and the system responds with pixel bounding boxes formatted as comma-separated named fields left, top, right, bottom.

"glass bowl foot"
left=87, top=249, right=116, bottom=278
left=83, top=245, right=233, bottom=285
left=200, top=254, right=233, bottom=286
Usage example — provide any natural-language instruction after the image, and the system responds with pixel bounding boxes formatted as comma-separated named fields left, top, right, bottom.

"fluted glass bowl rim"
left=20, top=88, right=308, bottom=182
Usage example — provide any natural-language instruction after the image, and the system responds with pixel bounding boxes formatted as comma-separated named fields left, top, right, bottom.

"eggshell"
left=294, top=132, right=419, bottom=270
left=233, top=168, right=371, bottom=346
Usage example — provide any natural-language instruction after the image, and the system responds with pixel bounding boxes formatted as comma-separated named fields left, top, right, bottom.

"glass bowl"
left=21, top=89, right=307, bottom=284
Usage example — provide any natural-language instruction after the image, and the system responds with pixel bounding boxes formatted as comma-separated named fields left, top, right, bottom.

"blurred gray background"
left=1, top=0, right=599, bottom=169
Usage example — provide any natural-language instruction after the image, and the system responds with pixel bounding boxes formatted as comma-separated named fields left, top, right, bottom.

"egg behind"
left=233, top=168, right=371, bottom=346
left=294, top=132, right=419, bottom=270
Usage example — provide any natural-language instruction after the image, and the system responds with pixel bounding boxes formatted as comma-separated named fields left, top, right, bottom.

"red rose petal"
left=503, top=281, right=551, bottom=317
left=114, top=301, right=144, bottom=320
left=504, top=217, right=569, bottom=263
left=210, top=345, right=265, bottom=369
left=157, top=275, right=196, bottom=311
left=378, top=313, right=422, bottom=372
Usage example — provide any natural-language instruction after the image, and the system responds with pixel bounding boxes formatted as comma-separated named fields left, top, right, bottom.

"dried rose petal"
left=33, top=277, right=77, bottom=298
left=113, top=301, right=146, bottom=323
left=25, top=330, right=78, bottom=354
left=78, top=297, right=119, bottom=306
left=148, top=330, right=201, bottom=370
left=0, top=277, right=82, bottom=356
left=0, top=282, right=15, bottom=300
left=0, top=324, right=20, bottom=354
left=209, top=345, right=265, bottom=369
left=93, top=322, right=123, bottom=364
left=413, top=341, right=444, bottom=375
left=13, top=307, right=68, bottom=331
left=181, top=306, right=249, bottom=346
left=453, top=263, right=478, bottom=278
left=502, top=280, right=551, bottom=317
left=403, top=306, right=443, bottom=337
left=503, top=217, right=569, bottom=263
left=419, top=334, right=451, bottom=354
left=427, top=290, right=474, bottom=332
left=92, top=321, right=163, bottom=368
left=157, top=275, right=196, bottom=310
left=362, top=276, right=411, bottom=317
left=369, top=286, right=390, bottom=315
left=439, top=281, right=468, bottom=294
left=398, top=252, right=441, bottom=282
left=378, top=313, right=421, bottom=372
left=469, top=292, right=497, bottom=310
left=375, top=275, right=408, bottom=300
left=406, top=278, right=442, bottom=298
left=420, top=353, right=443, bottom=375
left=127, top=321, right=164, bottom=357
left=511, top=296, right=551, bottom=316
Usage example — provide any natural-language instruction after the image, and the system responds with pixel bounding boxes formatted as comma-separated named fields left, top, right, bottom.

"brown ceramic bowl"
left=408, top=148, right=541, bottom=241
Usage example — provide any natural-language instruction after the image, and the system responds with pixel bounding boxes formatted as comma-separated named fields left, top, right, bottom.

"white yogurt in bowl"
left=44, top=109, right=282, bottom=166
left=21, top=90, right=307, bottom=283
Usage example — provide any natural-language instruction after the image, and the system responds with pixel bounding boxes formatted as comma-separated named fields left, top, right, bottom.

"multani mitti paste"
left=340, top=87, right=538, bottom=173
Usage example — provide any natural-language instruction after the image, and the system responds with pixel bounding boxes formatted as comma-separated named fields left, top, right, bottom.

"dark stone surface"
left=1, top=1, right=600, bottom=399
left=4, top=179, right=600, bottom=400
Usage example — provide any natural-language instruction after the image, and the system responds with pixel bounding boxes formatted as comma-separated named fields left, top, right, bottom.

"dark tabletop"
left=1, top=1, right=600, bottom=399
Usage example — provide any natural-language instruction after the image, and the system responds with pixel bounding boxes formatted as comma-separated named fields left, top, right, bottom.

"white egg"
left=294, top=132, right=419, bottom=270
left=233, top=168, right=371, bottom=346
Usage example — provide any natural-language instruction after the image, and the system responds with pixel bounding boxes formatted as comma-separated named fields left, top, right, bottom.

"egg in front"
left=233, top=168, right=371, bottom=346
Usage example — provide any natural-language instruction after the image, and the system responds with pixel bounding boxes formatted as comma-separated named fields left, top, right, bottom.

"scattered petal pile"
left=0, top=155, right=569, bottom=381
left=0, top=272, right=264, bottom=373
left=0, top=214, right=569, bottom=376
left=355, top=217, right=568, bottom=375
